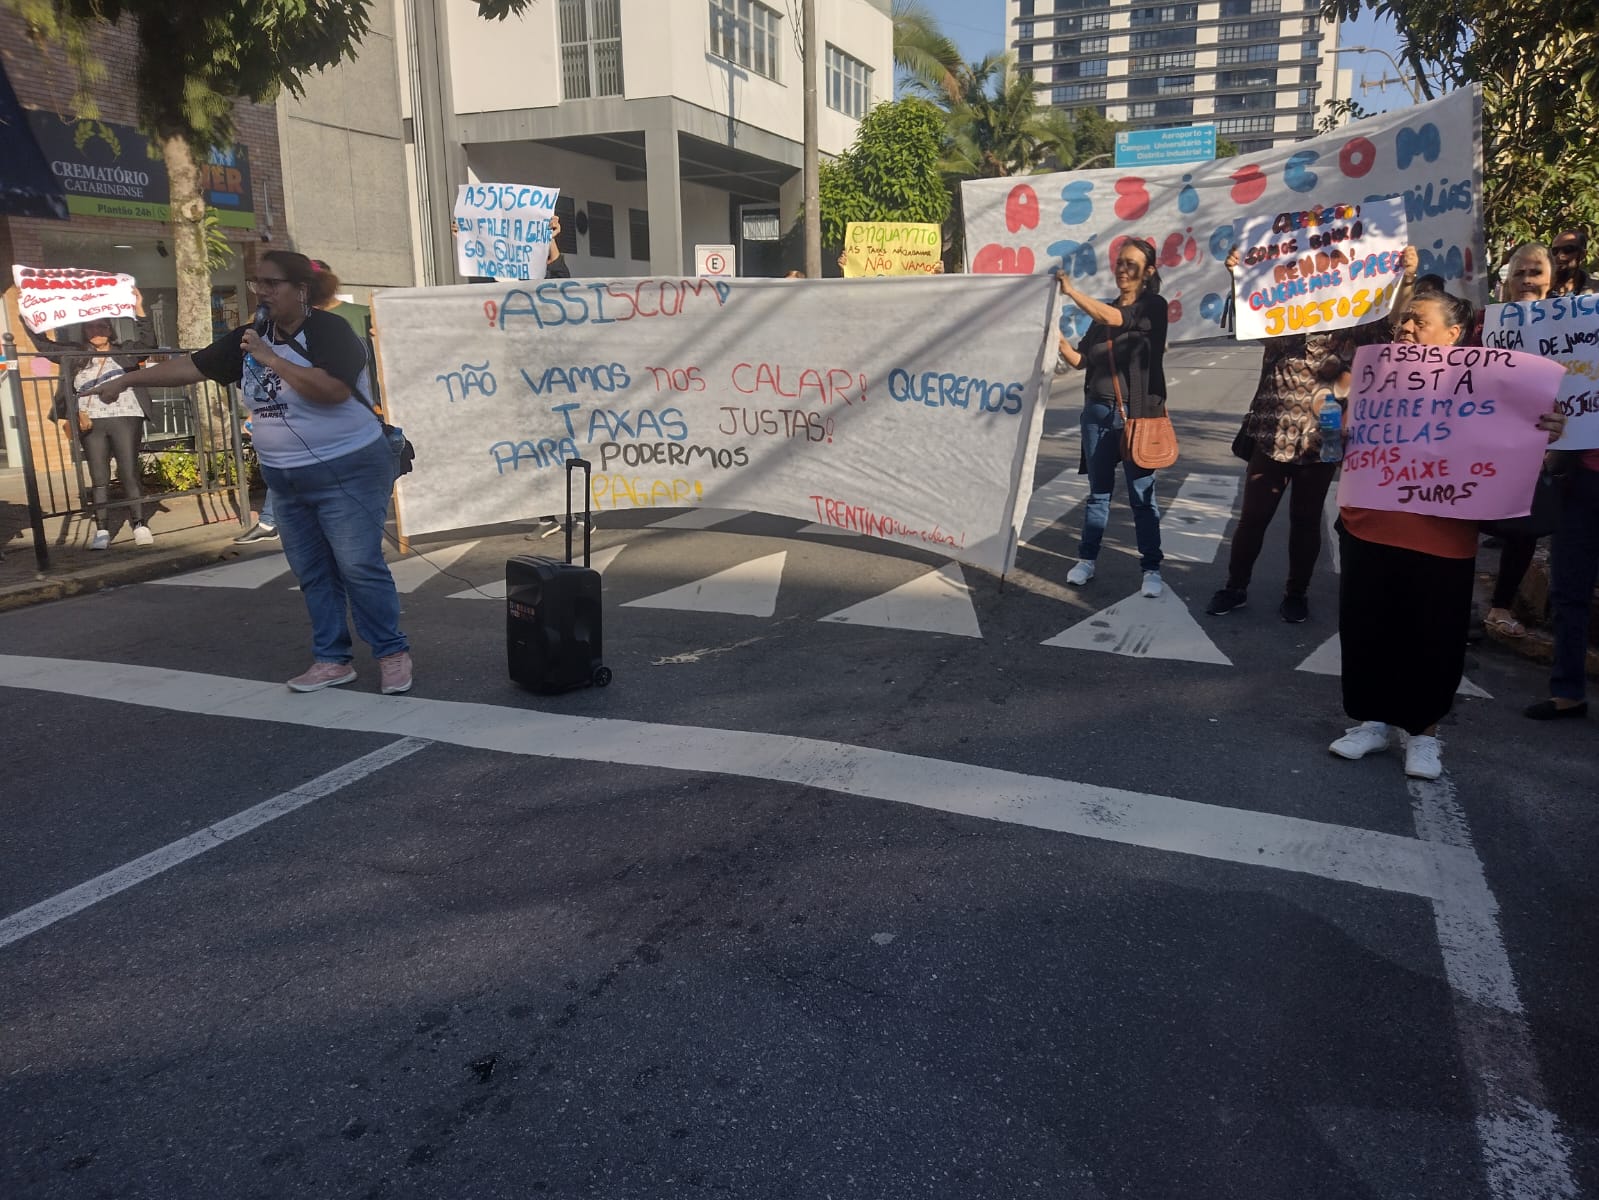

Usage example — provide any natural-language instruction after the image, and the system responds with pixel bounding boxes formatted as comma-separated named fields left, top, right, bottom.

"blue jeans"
left=1549, top=467, right=1599, bottom=701
left=259, top=490, right=277, bottom=529
left=261, top=435, right=408, bottom=663
left=1079, top=400, right=1163, bottom=570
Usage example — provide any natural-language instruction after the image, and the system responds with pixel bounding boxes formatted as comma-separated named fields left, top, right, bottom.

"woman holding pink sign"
left=1330, top=291, right=1568, bottom=779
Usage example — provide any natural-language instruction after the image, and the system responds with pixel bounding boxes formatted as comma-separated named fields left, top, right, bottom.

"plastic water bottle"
left=1318, top=393, right=1343, bottom=463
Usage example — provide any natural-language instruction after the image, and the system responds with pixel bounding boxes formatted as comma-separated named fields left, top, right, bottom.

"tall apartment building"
left=1006, top=0, right=1348, bottom=154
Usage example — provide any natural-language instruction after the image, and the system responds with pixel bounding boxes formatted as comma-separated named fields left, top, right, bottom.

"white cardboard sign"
left=372, top=275, right=1058, bottom=575
left=452, top=183, right=559, bottom=282
left=12, top=265, right=138, bottom=334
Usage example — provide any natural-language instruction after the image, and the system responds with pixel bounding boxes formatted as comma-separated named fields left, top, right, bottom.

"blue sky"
left=910, top=0, right=1417, bottom=114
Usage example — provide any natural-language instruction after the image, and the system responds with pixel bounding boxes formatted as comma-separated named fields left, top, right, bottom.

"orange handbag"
left=1108, top=333, right=1177, bottom=469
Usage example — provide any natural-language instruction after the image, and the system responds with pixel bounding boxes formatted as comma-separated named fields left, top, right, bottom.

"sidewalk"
left=0, top=468, right=259, bottom=611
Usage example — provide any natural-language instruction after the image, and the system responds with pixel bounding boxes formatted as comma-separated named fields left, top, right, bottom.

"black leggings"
left=80, top=416, right=145, bottom=527
left=1225, top=449, right=1339, bottom=596
left=1490, top=532, right=1538, bottom=609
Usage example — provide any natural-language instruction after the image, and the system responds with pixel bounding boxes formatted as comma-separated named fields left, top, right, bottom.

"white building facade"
left=1006, top=0, right=1347, bottom=155
left=387, top=0, right=892, bottom=282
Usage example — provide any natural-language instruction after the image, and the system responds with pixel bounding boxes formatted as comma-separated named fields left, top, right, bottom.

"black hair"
left=1123, top=237, right=1161, bottom=296
left=1413, top=273, right=1447, bottom=296
left=1413, top=290, right=1474, bottom=341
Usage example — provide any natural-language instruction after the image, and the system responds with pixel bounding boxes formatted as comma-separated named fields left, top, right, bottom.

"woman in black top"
left=1055, top=237, right=1170, bottom=597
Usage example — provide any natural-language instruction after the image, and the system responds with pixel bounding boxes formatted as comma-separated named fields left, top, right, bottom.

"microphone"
left=252, top=302, right=271, bottom=336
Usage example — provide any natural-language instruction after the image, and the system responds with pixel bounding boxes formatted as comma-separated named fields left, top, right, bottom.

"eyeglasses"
left=247, top=276, right=290, bottom=290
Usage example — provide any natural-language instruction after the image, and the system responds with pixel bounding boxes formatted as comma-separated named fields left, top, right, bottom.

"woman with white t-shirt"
left=26, top=293, right=156, bottom=549
left=78, top=251, right=411, bottom=696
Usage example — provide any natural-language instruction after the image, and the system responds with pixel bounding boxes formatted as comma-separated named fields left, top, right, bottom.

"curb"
left=0, top=536, right=248, bottom=612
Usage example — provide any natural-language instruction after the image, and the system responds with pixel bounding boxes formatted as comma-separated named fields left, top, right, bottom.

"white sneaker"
left=133, top=525, right=153, bottom=547
left=1404, top=734, right=1443, bottom=780
left=1066, top=559, right=1096, bottom=586
left=1329, top=721, right=1391, bottom=760
left=89, top=528, right=110, bottom=551
left=1141, top=570, right=1164, bottom=598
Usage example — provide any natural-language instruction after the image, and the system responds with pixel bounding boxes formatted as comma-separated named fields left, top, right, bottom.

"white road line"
left=622, top=551, right=787, bottom=617
left=1159, top=472, right=1240, bottom=564
left=0, top=655, right=1481, bottom=902
left=1409, top=774, right=1579, bottom=1199
left=820, top=563, right=982, bottom=638
left=0, top=737, right=429, bottom=951
left=146, top=554, right=293, bottom=590
left=1019, top=468, right=1091, bottom=546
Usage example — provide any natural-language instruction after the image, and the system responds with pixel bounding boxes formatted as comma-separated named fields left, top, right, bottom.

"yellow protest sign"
left=842, top=222, right=943, bottom=277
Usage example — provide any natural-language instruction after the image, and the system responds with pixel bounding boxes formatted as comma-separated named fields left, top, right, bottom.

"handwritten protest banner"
left=842, top=223, right=942, bottom=277
left=1337, top=342, right=1566, bottom=520
left=452, top=183, right=559, bottom=281
left=372, top=275, right=1058, bottom=575
left=12, top=265, right=138, bottom=334
left=1481, top=294, right=1599, bottom=451
left=1232, top=197, right=1407, bottom=339
left=962, top=88, right=1482, bottom=344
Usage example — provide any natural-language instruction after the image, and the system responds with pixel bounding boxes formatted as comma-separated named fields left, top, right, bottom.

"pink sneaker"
left=287, top=662, right=357, bottom=692
left=378, top=651, right=413, bottom=695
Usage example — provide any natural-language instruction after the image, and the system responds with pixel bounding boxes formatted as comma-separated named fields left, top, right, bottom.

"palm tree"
left=940, top=54, right=1077, bottom=179
left=892, top=0, right=963, bottom=103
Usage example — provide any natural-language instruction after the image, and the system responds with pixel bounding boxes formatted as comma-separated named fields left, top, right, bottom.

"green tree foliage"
left=891, top=0, right=963, bottom=102
left=1320, top=0, right=1599, bottom=258
left=817, top=99, right=951, bottom=250
left=4, top=0, right=376, bottom=347
left=939, top=54, right=1078, bottom=179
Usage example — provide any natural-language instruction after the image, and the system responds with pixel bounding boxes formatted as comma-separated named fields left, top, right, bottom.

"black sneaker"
left=234, top=522, right=278, bottom=544
left=525, top=516, right=562, bottom=540
left=1279, top=594, right=1309, bottom=624
left=1206, top=587, right=1248, bottom=615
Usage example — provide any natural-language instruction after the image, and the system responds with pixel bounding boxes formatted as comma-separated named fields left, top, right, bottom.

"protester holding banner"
left=25, top=292, right=157, bottom=550
left=1483, top=243, right=1557, bottom=638
left=1208, top=246, right=1418, bottom=623
left=77, top=250, right=412, bottom=696
left=1054, top=238, right=1169, bottom=597
left=1330, top=291, right=1567, bottom=778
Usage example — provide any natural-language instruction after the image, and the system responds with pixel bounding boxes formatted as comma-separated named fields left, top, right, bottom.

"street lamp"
left=1329, top=45, right=1423, bottom=104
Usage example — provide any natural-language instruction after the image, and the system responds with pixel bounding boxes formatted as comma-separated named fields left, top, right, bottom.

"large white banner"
left=373, top=275, right=1059, bottom=575
left=1481, top=295, right=1599, bottom=450
left=962, top=88, right=1482, bottom=345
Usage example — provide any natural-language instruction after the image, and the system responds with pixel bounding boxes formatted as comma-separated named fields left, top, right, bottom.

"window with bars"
left=1298, top=86, right=1316, bottom=107
left=1020, top=21, right=1034, bottom=38
left=1301, top=39, right=1320, bottom=58
left=559, top=0, right=623, bottom=100
left=1301, top=16, right=1319, bottom=34
left=1132, top=51, right=1196, bottom=71
left=629, top=208, right=650, bottom=262
left=1218, top=115, right=1275, bottom=133
left=1079, top=58, right=1108, bottom=76
left=710, top=0, right=781, bottom=81
left=1298, top=110, right=1315, bottom=130
left=1055, top=82, right=1107, bottom=102
left=1219, top=20, right=1279, bottom=40
left=1130, top=4, right=1197, bottom=24
left=1217, top=43, right=1280, bottom=63
left=1127, top=101, right=1157, bottom=118
left=826, top=45, right=872, bottom=118
left=554, top=196, right=577, bottom=253
left=1130, top=28, right=1196, bottom=48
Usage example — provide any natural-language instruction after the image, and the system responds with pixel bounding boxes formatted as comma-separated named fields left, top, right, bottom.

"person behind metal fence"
left=1329, top=290, right=1568, bottom=779
left=75, top=250, right=412, bottom=696
left=25, top=289, right=157, bottom=550
left=1053, top=237, right=1170, bottom=599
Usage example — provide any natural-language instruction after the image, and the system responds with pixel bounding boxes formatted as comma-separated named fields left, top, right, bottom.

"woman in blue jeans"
left=1055, top=238, right=1170, bottom=596
left=77, top=251, right=411, bottom=695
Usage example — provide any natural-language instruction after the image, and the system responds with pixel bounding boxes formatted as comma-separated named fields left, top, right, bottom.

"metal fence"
left=2, top=333, right=249, bottom=569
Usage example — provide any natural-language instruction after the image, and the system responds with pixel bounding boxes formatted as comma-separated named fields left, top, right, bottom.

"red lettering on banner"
left=1005, top=183, right=1040, bottom=233
left=971, top=244, right=1035, bottom=274
left=1114, top=177, right=1150, bottom=220
left=1230, top=164, right=1268, bottom=205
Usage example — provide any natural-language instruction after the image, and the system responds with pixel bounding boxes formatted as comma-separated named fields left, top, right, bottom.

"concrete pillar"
left=644, top=118, right=683, bottom=276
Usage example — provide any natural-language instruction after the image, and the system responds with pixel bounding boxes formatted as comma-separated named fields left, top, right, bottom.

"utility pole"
left=802, top=0, right=820, bottom=277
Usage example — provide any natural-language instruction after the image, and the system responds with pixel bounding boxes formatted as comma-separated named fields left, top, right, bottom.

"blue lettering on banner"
left=498, top=279, right=733, bottom=330
left=885, top=368, right=1024, bottom=415
left=436, top=361, right=497, bottom=402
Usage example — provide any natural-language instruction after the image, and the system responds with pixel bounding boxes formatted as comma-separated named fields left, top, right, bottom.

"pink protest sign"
left=1337, top=342, right=1566, bottom=520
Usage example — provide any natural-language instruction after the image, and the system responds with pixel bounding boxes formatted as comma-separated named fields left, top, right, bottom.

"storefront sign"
left=25, top=111, right=255, bottom=228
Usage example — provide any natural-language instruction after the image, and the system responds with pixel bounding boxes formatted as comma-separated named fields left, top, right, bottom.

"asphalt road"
left=1, top=341, right=1595, bottom=1200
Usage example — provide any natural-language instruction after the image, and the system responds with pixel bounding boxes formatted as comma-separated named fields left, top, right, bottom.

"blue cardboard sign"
left=1114, top=125, right=1218, bottom=168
